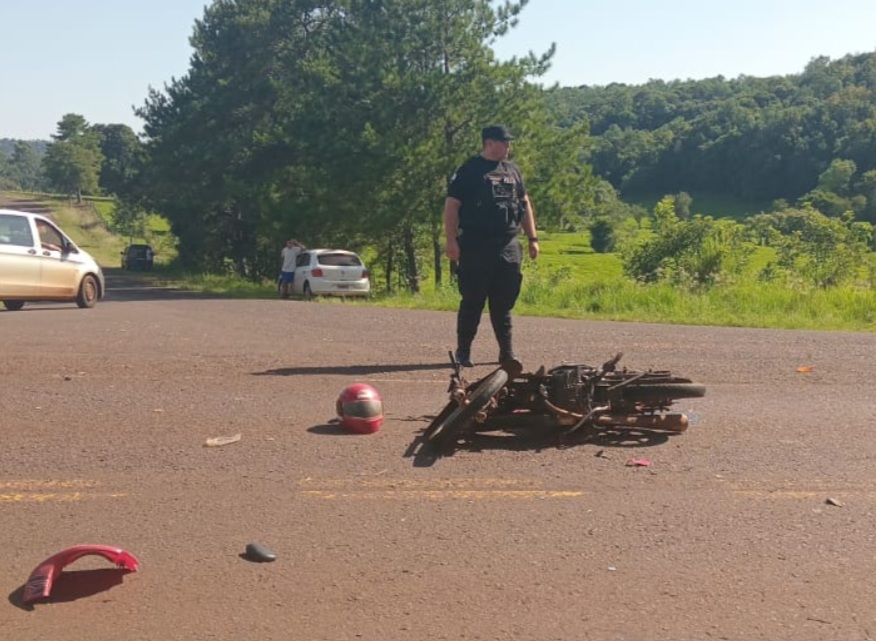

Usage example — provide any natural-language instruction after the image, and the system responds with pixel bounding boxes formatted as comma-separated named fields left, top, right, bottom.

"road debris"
left=23, top=544, right=140, bottom=603
left=244, top=542, right=276, bottom=563
left=625, top=457, right=651, bottom=467
left=205, top=433, right=242, bottom=447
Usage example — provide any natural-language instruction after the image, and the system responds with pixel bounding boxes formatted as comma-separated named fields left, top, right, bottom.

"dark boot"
left=454, top=347, right=474, bottom=368
left=497, top=337, right=518, bottom=365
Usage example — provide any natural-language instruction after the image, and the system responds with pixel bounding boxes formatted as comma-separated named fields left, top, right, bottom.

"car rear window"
left=317, top=253, right=362, bottom=267
left=0, top=214, right=35, bottom=247
left=128, top=245, right=151, bottom=258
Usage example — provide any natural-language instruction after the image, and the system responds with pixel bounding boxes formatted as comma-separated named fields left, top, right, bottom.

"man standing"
left=279, top=238, right=305, bottom=299
left=443, top=124, right=539, bottom=367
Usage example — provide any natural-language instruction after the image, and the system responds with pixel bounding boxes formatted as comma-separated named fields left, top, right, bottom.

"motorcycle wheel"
left=621, top=383, right=706, bottom=403
left=427, top=368, right=509, bottom=450
left=423, top=401, right=456, bottom=439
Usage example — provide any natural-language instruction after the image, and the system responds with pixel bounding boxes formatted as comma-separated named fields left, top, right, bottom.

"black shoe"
left=498, top=350, right=519, bottom=365
left=455, top=349, right=474, bottom=368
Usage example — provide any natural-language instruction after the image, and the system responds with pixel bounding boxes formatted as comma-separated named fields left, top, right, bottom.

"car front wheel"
left=2, top=300, right=25, bottom=311
left=76, top=275, right=99, bottom=308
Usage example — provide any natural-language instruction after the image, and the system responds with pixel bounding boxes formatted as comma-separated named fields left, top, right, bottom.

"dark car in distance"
left=121, top=244, right=154, bottom=271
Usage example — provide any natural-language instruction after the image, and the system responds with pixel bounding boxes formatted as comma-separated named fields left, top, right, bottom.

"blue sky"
left=2, top=0, right=875, bottom=140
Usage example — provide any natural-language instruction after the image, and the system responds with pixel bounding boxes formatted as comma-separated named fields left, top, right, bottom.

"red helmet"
left=336, top=383, right=384, bottom=433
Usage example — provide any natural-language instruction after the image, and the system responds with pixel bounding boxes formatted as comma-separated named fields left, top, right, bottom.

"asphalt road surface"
left=2, top=273, right=875, bottom=641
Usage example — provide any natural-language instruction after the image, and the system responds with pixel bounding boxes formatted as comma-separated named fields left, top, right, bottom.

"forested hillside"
left=548, top=52, right=876, bottom=220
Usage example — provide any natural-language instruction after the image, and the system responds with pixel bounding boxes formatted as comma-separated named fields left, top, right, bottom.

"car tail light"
left=362, top=269, right=369, bottom=279
left=311, top=268, right=324, bottom=277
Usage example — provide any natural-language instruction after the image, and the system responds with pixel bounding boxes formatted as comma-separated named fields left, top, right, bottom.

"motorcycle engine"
left=548, top=365, right=588, bottom=413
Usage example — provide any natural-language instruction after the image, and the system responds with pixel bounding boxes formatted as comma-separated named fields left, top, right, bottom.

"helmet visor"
left=341, top=400, right=383, bottom=418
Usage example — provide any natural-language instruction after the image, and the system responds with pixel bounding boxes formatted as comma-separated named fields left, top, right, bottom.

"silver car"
left=0, top=209, right=105, bottom=311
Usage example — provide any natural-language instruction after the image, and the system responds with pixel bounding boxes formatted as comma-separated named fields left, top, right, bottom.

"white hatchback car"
left=0, top=209, right=105, bottom=311
left=291, top=249, right=370, bottom=299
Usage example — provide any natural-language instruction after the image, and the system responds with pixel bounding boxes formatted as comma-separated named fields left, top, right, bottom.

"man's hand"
left=445, top=238, right=460, bottom=262
left=528, top=240, right=539, bottom=260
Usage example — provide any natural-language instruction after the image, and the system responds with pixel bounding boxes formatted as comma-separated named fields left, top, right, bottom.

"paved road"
left=2, top=275, right=875, bottom=641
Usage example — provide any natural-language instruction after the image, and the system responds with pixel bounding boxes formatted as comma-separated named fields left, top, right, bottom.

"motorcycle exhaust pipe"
left=595, top=413, right=689, bottom=433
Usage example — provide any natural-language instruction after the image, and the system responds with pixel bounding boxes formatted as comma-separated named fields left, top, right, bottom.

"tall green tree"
left=0, top=149, right=13, bottom=189
left=94, top=124, right=144, bottom=199
left=135, top=0, right=587, bottom=288
left=41, top=114, right=103, bottom=202
left=11, top=141, right=44, bottom=191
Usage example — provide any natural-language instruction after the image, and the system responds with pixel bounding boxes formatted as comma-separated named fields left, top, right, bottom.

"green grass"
left=0, top=191, right=177, bottom=268
left=5, top=190, right=873, bottom=331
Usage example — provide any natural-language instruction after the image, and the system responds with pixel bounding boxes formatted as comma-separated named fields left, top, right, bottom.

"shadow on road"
left=307, top=422, right=359, bottom=436
left=8, top=569, right=133, bottom=611
left=404, top=415, right=673, bottom=467
left=254, top=363, right=451, bottom=376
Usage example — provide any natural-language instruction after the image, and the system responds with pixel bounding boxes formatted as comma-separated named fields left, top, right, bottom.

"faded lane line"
left=0, top=492, right=127, bottom=503
left=0, top=480, right=126, bottom=504
left=728, top=479, right=876, bottom=500
left=732, top=490, right=820, bottom=500
left=302, top=490, right=584, bottom=500
left=298, top=477, right=583, bottom=500
left=0, top=479, right=100, bottom=490
left=731, top=490, right=876, bottom=500
left=298, top=478, right=544, bottom=489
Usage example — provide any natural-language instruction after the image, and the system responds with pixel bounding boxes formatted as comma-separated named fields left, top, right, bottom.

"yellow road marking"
left=0, top=479, right=100, bottom=490
left=299, top=477, right=543, bottom=489
left=732, top=490, right=820, bottom=500
left=302, top=490, right=584, bottom=500
left=298, top=478, right=583, bottom=500
left=0, top=480, right=125, bottom=504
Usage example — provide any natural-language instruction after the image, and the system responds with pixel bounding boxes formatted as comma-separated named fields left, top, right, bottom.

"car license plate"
left=337, top=284, right=350, bottom=289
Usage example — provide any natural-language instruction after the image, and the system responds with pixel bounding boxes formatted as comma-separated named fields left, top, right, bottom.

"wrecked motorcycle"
left=425, top=352, right=706, bottom=451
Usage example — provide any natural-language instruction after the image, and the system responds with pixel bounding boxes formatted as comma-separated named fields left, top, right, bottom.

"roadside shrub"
left=750, top=206, right=873, bottom=288
left=588, top=218, right=616, bottom=253
left=620, top=196, right=749, bottom=287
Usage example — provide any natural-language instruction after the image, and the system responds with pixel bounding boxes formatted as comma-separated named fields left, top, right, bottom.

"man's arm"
left=520, top=195, right=539, bottom=260
left=443, top=196, right=462, bottom=262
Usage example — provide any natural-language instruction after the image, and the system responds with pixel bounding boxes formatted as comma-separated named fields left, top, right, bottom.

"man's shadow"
left=8, top=569, right=132, bottom=611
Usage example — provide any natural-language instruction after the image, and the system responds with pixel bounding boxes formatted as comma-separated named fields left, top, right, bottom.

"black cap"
left=481, top=124, right=514, bottom=142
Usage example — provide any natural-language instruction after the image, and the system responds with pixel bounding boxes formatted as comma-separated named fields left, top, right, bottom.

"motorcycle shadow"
left=406, top=413, right=673, bottom=467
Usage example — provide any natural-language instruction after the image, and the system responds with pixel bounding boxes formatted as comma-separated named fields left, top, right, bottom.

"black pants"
left=456, top=239, right=523, bottom=354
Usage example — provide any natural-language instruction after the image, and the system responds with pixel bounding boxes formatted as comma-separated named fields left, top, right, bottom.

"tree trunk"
left=385, top=242, right=394, bottom=294
left=403, top=225, right=420, bottom=293
left=433, top=234, right=442, bottom=287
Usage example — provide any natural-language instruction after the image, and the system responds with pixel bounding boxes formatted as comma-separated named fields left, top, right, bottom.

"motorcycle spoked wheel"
left=427, top=369, right=509, bottom=451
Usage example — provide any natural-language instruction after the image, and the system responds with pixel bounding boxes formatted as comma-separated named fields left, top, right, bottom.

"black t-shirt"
left=448, top=155, right=526, bottom=247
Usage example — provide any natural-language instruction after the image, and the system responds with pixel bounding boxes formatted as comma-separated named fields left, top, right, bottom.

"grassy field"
left=1, top=191, right=177, bottom=268
left=623, top=191, right=774, bottom=221
left=4, top=190, right=874, bottom=332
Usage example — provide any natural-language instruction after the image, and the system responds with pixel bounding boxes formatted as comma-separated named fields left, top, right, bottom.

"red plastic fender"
left=23, top=544, right=140, bottom=603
